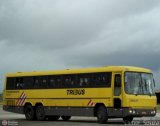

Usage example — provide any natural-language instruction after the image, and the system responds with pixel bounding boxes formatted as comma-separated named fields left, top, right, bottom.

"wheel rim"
left=97, top=112, right=103, bottom=120
left=96, top=106, right=108, bottom=124
left=36, top=106, right=45, bottom=120
left=37, top=107, right=43, bottom=117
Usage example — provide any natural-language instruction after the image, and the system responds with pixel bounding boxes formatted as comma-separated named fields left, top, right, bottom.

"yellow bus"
left=3, top=66, right=157, bottom=123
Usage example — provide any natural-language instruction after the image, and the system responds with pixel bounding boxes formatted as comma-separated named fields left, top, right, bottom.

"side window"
left=34, top=76, right=40, bottom=88
left=105, top=72, right=112, bottom=87
left=56, top=75, right=62, bottom=88
left=77, top=74, right=92, bottom=87
left=48, top=76, right=56, bottom=88
left=33, top=76, right=48, bottom=88
left=16, top=77, right=24, bottom=89
left=41, top=76, right=48, bottom=88
left=23, top=77, right=34, bottom=89
left=6, top=77, right=34, bottom=90
left=6, top=77, right=16, bottom=90
left=63, top=75, right=76, bottom=88
left=48, top=75, right=62, bottom=88
left=94, top=72, right=112, bottom=87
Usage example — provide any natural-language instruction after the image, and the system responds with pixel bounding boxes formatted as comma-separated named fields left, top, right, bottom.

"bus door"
left=110, top=73, right=123, bottom=117
left=113, top=73, right=122, bottom=108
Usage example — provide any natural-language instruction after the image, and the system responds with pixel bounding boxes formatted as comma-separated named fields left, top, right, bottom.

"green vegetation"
left=0, top=93, right=2, bottom=102
left=0, top=93, right=2, bottom=105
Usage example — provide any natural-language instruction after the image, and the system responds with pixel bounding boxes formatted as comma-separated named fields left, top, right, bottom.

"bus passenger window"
left=50, top=79, right=55, bottom=87
left=77, top=74, right=92, bottom=87
left=63, top=75, right=76, bottom=87
left=16, top=78, right=24, bottom=89
left=94, top=72, right=112, bottom=87
left=84, top=78, right=89, bottom=86
left=6, top=77, right=15, bottom=90
left=56, top=76, right=62, bottom=87
left=23, top=77, right=33, bottom=89
left=79, top=78, right=84, bottom=87
left=65, top=78, right=70, bottom=85
left=34, top=77, right=39, bottom=88
left=41, top=76, right=48, bottom=88
left=79, top=78, right=83, bottom=86
left=48, top=76, right=57, bottom=88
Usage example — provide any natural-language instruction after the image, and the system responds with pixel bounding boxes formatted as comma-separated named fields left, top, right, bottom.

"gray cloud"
left=0, top=0, right=160, bottom=91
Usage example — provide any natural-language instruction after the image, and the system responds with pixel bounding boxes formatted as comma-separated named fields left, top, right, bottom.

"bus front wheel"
left=61, top=116, right=71, bottom=121
left=97, top=106, right=108, bottom=124
left=36, top=105, right=46, bottom=121
left=123, top=116, right=133, bottom=123
left=24, top=105, right=35, bottom=120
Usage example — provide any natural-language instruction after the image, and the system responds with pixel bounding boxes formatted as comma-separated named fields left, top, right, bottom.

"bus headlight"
left=132, top=110, right=136, bottom=114
left=129, top=110, right=133, bottom=114
left=129, top=109, right=136, bottom=114
left=151, top=110, right=156, bottom=114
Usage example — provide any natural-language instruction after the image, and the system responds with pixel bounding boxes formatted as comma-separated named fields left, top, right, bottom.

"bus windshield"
left=125, top=72, right=155, bottom=95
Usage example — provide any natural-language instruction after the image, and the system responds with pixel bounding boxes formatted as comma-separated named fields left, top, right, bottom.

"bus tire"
left=123, top=116, right=133, bottom=124
left=61, top=116, right=71, bottom=121
left=24, top=105, right=35, bottom=120
left=48, top=116, right=60, bottom=121
left=97, top=106, right=108, bottom=124
left=36, top=105, right=46, bottom=121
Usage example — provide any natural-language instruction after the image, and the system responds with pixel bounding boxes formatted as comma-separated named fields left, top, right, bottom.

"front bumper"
left=108, top=107, right=156, bottom=117
left=123, top=108, right=156, bottom=117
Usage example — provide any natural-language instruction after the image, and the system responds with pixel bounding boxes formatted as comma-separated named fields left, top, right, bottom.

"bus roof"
left=6, top=66, right=152, bottom=77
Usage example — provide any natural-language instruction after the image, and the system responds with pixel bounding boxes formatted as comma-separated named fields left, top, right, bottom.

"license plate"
left=142, top=112, right=147, bottom=115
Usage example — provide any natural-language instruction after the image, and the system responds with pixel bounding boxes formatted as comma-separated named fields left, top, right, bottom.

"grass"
left=0, top=101, right=3, bottom=106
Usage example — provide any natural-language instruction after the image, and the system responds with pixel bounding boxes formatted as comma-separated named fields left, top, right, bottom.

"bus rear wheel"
left=36, top=105, right=46, bottom=121
left=97, top=106, right=108, bottom=124
left=24, top=105, right=35, bottom=120
left=61, top=116, right=71, bottom=121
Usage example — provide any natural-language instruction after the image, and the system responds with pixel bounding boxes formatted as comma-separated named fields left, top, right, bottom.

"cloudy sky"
left=0, top=0, right=160, bottom=92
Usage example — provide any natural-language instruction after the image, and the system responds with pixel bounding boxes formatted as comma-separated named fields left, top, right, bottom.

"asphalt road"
left=0, top=107, right=160, bottom=126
